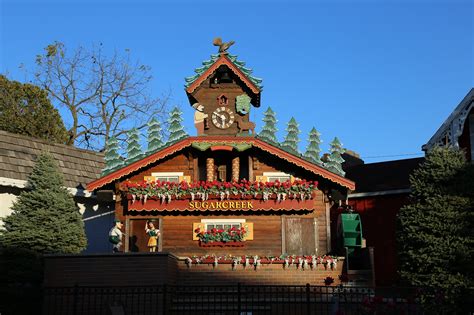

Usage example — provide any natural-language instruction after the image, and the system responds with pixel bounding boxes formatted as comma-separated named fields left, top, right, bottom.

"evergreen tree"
left=303, top=127, right=322, bottom=164
left=325, top=137, right=345, bottom=175
left=0, top=153, right=87, bottom=254
left=259, top=107, right=278, bottom=143
left=147, top=117, right=163, bottom=153
left=168, top=107, right=188, bottom=142
left=281, top=117, right=300, bottom=154
left=0, top=75, right=69, bottom=144
left=397, top=148, right=473, bottom=310
left=126, top=128, right=143, bottom=163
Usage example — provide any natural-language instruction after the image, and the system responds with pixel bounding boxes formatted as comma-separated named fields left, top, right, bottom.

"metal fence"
left=40, top=284, right=453, bottom=315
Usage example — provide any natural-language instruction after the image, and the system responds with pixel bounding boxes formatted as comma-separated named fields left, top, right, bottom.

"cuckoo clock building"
left=79, top=41, right=364, bottom=288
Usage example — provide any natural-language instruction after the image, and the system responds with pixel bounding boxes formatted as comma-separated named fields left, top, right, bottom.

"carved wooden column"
left=206, top=158, right=214, bottom=181
left=232, top=156, right=240, bottom=181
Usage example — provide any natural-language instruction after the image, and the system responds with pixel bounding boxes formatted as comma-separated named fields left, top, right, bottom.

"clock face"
left=212, top=106, right=235, bottom=129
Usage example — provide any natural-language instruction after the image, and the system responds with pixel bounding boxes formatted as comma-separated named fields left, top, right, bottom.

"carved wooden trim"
left=206, top=158, right=214, bottom=182
left=232, top=156, right=240, bottom=181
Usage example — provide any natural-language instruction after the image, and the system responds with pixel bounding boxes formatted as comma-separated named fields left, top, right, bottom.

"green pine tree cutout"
left=325, top=137, right=345, bottom=175
left=259, top=107, right=278, bottom=143
left=168, top=107, right=188, bottom=142
left=147, top=117, right=163, bottom=153
left=304, top=127, right=322, bottom=165
left=126, top=128, right=143, bottom=163
left=102, top=136, right=123, bottom=175
left=0, top=153, right=87, bottom=253
left=281, top=117, right=300, bottom=154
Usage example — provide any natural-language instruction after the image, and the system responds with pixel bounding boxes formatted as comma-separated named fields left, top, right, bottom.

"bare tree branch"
left=34, top=42, right=170, bottom=151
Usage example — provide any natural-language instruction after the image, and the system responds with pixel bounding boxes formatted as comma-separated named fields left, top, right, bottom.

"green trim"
left=184, top=54, right=263, bottom=90
left=192, top=142, right=212, bottom=151
left=233, top=143, right=252, bottom=152
left=192, top=142, right=253, bottom=152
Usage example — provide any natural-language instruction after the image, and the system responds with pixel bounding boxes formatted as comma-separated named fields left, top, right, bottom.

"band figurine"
left=145, top=220, right=160, bottom=252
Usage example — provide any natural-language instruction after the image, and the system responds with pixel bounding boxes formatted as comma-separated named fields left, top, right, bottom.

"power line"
left=361, top=153, right=424, bottom=159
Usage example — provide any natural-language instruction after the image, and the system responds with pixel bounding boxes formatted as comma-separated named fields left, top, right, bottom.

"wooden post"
left=324, top=193, right=332, bottom=254
left=232, top=156, right=240, bottom=181
left=206, top=158, right=214, bottom=181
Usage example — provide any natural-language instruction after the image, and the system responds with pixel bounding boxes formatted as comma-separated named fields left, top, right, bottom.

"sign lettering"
left=188, top=201, right=254, bottom=210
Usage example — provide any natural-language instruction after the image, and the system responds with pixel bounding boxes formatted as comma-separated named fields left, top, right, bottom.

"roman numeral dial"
left=212, top=107, right=235, bottom=129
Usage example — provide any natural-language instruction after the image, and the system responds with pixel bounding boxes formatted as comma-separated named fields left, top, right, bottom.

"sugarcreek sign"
left=188, top=200, right=254, bottom=210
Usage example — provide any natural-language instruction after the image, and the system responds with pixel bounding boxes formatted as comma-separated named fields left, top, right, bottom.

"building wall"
left=115, top=147, right=334, bottom=256
left=0, top=184, right=113, bottom=254
left=177, top=259, right=344, bottom=286
left=347, top=193, right=409, bottom=286
left=43, top=253, right=343, bottom=287
left=121, top=190, right=329, bottom=257
left=43, top=253, right=179, bottom=287
left=0, top=186, right=21, bottom=227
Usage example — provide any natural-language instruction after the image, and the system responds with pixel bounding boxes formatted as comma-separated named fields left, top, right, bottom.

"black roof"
left=345, top=157, right=424, bottom=193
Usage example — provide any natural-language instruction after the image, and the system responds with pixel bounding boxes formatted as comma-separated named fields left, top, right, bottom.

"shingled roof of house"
left=0, top=130, right=104, bottom=189
left=345, top=157, right=424, bottom=193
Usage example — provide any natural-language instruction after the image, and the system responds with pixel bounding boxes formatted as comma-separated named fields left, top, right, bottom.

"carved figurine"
left=192, top=103, right=209, bottom=135
left=213, top=37, right=235, bottom=54
left=235, top=115, right=256, bottom=135
left=109, top=219, right=124, bottom=253
left=145, top=220, right=160, bottom=252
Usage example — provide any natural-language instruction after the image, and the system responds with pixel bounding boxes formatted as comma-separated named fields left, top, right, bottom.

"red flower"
left=324, top=276, right=334, bottom=286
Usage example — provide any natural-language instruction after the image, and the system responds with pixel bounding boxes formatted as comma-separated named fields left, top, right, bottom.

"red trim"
left=210, top=145, right=234, bottom=151
left=199, top=241, right=245, bottom=247
left=87, top=136, right=356, bottom=191
left=127, top=198, right=315, bottom=211
left=186, top=55, right=260, bottom=95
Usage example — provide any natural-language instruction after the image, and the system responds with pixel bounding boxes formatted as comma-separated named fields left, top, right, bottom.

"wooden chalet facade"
left=87, top=44, right=355, bottom=259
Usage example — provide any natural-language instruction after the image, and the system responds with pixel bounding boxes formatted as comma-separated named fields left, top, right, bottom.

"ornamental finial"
left=213, top=37, right=235, bottom=55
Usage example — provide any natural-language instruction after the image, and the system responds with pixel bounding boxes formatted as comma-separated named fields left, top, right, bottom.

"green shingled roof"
left=185, top=54, right=263, bottom=90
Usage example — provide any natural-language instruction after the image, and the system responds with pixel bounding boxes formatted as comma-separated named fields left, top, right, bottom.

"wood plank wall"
left=115, top=148, right=333, bottom=256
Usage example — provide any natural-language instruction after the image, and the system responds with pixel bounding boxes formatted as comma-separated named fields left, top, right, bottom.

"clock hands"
left=220, top=114, right=227, bottom=127
left=212, top=107, right=235, bottom=129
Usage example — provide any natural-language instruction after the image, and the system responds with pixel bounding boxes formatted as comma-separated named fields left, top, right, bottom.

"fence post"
left=237, top=282, right=241, bottom=315
left=162, top=284, right=167, bottom=315
left=306, top=283, right=311, bottom=315
left=73, top=284, right=79, bottom=315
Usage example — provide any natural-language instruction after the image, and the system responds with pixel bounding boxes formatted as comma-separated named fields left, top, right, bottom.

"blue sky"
left=1, top=0, right=473, bottom=162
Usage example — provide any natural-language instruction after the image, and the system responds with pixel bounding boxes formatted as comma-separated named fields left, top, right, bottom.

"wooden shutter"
left=144, top=176, right=156, bottom=182
left=255, top=176, right=268, bottom=182
left=284, top=218, right=317, bottom=255
left=192, top=222, right=205, bottom=240
left=243, top=222, right=254, bottom=240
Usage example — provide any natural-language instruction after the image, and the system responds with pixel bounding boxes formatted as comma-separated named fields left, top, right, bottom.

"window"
left=263, top=172, right=291, bottom=182
left=151, top=172, right=183, bottom=183
left=201, top=219, right=245, bottom=231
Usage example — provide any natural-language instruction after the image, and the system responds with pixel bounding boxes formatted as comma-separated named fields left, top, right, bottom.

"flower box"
left=199, top=241, right=245, bottom=247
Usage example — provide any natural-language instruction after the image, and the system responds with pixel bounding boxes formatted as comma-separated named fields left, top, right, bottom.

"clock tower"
left=185, top=38, right=262, bottom=136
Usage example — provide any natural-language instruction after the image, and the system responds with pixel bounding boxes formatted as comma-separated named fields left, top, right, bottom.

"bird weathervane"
left=213, top=37, right=235, bottom=55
